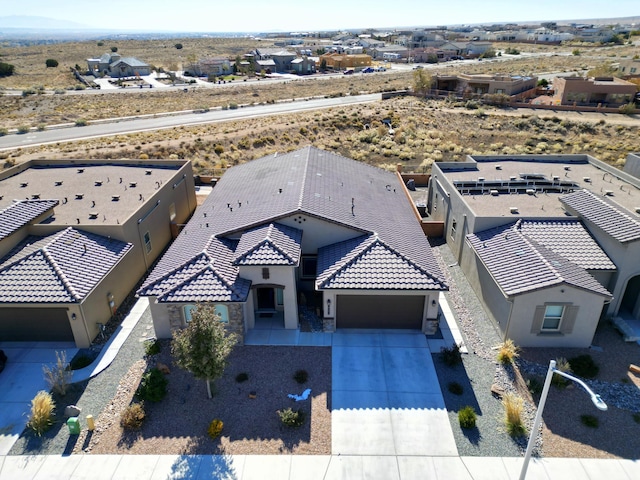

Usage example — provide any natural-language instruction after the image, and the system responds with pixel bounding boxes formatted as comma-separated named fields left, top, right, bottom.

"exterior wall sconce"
left=431, top=299, right=437, bottom=307
left=71, top=313, right=77, bottom=321
left=327, top=298, right=331, bottom=316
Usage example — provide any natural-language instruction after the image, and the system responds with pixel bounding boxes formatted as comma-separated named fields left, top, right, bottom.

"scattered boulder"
left=490, top=383, right=505, bottom=399
left=157, top=362, right=171, bottom=375
left=64, top=405, right=82, bottom=418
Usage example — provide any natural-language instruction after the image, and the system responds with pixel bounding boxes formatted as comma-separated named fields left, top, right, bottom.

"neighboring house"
left=252, top=48, right=297, bottom=73
left=290, top=57, right=316, bottom=75
left=369, top=45, right=409, bottom=61
left=617, top=59, right=640, bottom=77
left=439, top=41, right=492, bottom=58
left=319, top=53, right=372, bottom=70
left=87, top=53, right=151, bottom=78
left=184, top=57, right=232, bottom=77
left=433, top=73, right=538, bottom=98
left=552, top=76, right=636, bottom=106
left=139, top=147, right=448, bottom=344
left=427, top=153, right=640, bottom=347
left=0, top=159, right=196, bottom=347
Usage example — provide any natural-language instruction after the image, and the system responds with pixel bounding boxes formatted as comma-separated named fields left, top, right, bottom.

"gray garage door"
left=0, top=308, right=73, bottom=342
left=336, top=295, right=424, bottom=329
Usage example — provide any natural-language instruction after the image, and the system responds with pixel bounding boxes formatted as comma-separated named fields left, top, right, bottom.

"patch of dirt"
left=76, top=344, right=331, bottom=455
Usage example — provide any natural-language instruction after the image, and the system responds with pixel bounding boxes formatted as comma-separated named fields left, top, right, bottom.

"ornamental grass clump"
left=208, top=419, right=224, bottom=439
left=120, top=402, right=145, bottom=430
left=278, top=408, right=305, bottom=427
left=496, top=339, right=520, bottom=365
left=458, top=406, right=477, bottom=429
left=503, top=393, right=526, bottom=437
left=27, top=391, right=55, bottom=436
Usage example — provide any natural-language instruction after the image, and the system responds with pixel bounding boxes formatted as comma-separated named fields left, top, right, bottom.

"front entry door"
left=256, top=287, right=275, bottom=310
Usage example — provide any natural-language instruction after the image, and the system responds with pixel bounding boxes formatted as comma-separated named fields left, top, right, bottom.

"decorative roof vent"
left=111, top=195, right=120, bottom=201
left=95, top=181, right=103, bottom=186
left=510, top=175, right=517, bottom=181
left=526, top=189, right=535, bottom=195
left=88, top=212, right=99, bottom=219
left=583, top=177, right=591, bottom=183
left=77, top=168, right=84, bottom=174
left=145, top=170, right=152, bottom=175
left=54, top=181, right=63, bottom=186
left=635, top=207, right=640, bottom=214
left=490, top=189, right=499, bottom=196
left=495, top=165, right=502, bottom=170
left=31, top=194, right=40, bottom=199
left=477, top=177, right=485, bottom=182
left=75, top=193, right=84, bottom=200
left=510, top=207, right=519, bottom=214
left=604, top=190, right=613, bottom=196
left=20, top=182, right=28, bottom=188
left=552, top=175, right=559, bottom=181
left=564, top=166, right=571, bottom=171
left=129, top=182, right=137, bottom=188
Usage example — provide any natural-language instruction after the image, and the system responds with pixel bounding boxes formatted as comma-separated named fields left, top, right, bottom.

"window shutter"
left=560, top=305, right=579, bottom=334
left=531, top=306, right=545, bottom=333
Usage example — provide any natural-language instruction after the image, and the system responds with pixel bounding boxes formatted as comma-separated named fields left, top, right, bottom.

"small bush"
left=121, top=402, right=145, bottom=430
left=448, top=381, right=464, bottom=395
left=458, top=406, right=477, bottom=429
left=526, top=377, right=543, bottom=396
left=43, top=351, right=72, bottom=395
left=208, top=419, right=223, bottom=439
left=497, top=339, right=520, bottom=365
left=214, top=144, right=224, bottom=155
left=27, top=391, right=55, bottom=436
left=75, top=119, right=88, bottom=127
left=551, top=357, right=571, bottom=388
left=293, top=369, right=308, bottom=384
left=568, top=354, right=599, bottom=379
left=111, top=46, right=118, bottom=53
left=17, top=125, right=30, bottom=134
left=503, top=393, right=526, bottom=437
left=54, top=89, right=66, bottom=94
left=441, top=343, right=462, bottom=367
left=144, top=339, right=161, bottom=356
left=175, top=43, right=183, bottom=50
left=36, top=123, right=46, bottom=132
left=22, top=88, right=36, bottom=97
left=136, top=368, right=168, bottom=402
left=580, top=414, right=599, bottom=428
left=278, top=407, right=305, bottom=427
left=235, top=372, right=249, bottom=383
left=0, top=128, right=9, bottom=137
left=45, top=59, right=59, bottom=68
left=229, top=103, right=238, bottom=109
left=619, top=102, right=636, bottom=115
left=74, top=84, right=86, bottom=90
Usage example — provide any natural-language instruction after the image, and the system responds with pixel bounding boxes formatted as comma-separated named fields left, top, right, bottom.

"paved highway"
left=0, top=94, right=380, bottom=151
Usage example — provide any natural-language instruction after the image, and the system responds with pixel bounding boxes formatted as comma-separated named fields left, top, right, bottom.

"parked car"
left=412, top=65, right=423, bottom=70
left=343, top=69, right=354, bottom=75
left=362, top=67, right=374, bottom=73
left=376, top=66, right=387, bottom=72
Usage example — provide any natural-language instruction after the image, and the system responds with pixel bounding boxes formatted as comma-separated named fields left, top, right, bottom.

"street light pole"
left=519, top=359, right=607, bottom=480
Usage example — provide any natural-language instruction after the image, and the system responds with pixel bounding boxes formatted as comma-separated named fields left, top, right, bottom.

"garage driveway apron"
left=331, top=330, right=458, bottom=456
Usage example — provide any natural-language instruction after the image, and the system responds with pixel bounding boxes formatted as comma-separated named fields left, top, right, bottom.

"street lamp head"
left=591, top=394, right=608, bottom=411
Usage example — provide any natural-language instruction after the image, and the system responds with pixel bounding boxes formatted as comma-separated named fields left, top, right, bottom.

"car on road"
left=362, top=67, right=374, bottom=73
left=376, top=66, right=387, bottom=72
left=343, top=69, right=354, bottom=75
left=413, top=65, right=423, bottom=70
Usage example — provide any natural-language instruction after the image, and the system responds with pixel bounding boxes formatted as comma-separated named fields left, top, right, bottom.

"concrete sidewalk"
left=1, top=453, right=638, bottom=479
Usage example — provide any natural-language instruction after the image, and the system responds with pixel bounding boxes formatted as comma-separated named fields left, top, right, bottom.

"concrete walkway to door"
left=331, top=330, right=458, bottom=457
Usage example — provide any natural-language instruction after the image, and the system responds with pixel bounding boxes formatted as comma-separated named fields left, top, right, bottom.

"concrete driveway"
left=0, top=342, right=77, bottom=455
left=331, top=330, right=458, bottom=456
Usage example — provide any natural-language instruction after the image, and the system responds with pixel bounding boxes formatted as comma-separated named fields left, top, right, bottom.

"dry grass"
left=502, top=392, right=526, bottom=437
left=27, top=391, right=56, bottom=436
left=497, top=339, right=520, bottom=365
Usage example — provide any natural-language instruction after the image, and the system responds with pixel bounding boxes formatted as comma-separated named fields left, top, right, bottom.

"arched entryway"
left=620, top=274, right=640, bottom=318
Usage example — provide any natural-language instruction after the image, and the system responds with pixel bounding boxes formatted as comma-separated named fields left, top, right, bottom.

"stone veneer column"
left=166, top=303, right=245, bottom=345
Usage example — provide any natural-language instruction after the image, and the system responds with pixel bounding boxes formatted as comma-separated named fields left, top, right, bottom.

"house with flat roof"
left=433, top=73, right=538, bottom=98
left=0, top=159, right=196, bottom=347
left=427, top=153, right=640, bottom=347
left=552, top=76, right=636, bottom=107
left=138, top=147, right=447, bottom=344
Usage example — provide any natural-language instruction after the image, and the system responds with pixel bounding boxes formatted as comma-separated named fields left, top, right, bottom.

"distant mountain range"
left=0, top=15, right=92, bottom=30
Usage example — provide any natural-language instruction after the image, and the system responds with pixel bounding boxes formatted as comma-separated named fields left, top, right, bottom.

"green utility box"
left=67, top=417, right=80, bottom=435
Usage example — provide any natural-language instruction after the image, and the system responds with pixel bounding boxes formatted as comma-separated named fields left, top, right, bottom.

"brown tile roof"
left=0, top=200, right=58, bottom=240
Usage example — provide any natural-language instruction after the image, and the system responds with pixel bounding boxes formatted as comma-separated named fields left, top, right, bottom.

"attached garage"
left=336, top=295, right=425, bottom=329
left=0, top=307, right=73, bottom=342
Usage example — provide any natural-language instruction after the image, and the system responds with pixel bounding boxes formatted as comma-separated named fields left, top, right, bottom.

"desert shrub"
left=136, top=368, right=168, bottom=402
left=214, top=144, right=224, bottom=155
left=121, top=402, right=145, bottom=430
left=278, top=407, right=305, bottom=427
left=208, top=419, right=223, bottom=439
left=526, top=376, right=543, bottom=396
left=144, top=339, right=161, bottom=356
left=229, top=103, right=238, bottom=109
left=551, top=357, right=572, bottom=388
left=568, top=354, right=599, bottom=379
left=503, top=393, right=526, bottom=437
left=175, top=43, right=183, bottom=50
left=294, top=369, right=308, bottom=384
left=458, top=406, right=477, bottom=429
left=43, top=351, right=72, bottom=395
left=17, top=125, right=30, bottom=134
left=0, top=62, right=15, bottom=77
left=441, top=343, right=462, bottom=367
left=465, top=100, right=480, bottom=109
left=111, top=46, right=118, bottom=52
left=3, top=157, right=15, bottom=168
left=580, top=414, right=599, bottom=428
left=69, top=352, right=95, bottom=370
left=45, top=59, right=59, bottom=68
left=27, top=391, right=55, bottom=436
left=36, top=123, right=46, bottom=131
left=619, top=102, right=636, bottom=115
left=75, top=119, right=88, bottom=127
left=448, top=381, right=464, bottom=395
left=22, top=88, right=36, bottom=97
left=0, top=128, right=9, bottom=136
left=496, top=339, right=520, bottom=365
left=235, top=372, right=249, bottom=383
left=572, top=49, right=581, bottom=56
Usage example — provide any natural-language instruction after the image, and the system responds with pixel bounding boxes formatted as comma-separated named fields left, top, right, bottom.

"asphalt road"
left=0, top=93, right=380, bottom=150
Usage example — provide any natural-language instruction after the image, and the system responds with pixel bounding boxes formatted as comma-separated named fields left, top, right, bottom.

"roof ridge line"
left=297, top=147, right=311, bottom=210
left=143, top=251, right=210, bottom=291
left=41, top=245, right=82, bottom=302
left=589, top=189, right=640, bottom=226
left=518, top=233, right=566, bottom=284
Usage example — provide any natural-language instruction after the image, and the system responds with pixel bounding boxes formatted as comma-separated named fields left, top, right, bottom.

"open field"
left=3, top=97, right=639, bottom=175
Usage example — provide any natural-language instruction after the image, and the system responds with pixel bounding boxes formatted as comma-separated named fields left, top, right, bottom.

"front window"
left=184, top=304, right=229, bottom=324
left=301, top=255, right=317, bottom=279
left=542, top=305, right=564, bottom=331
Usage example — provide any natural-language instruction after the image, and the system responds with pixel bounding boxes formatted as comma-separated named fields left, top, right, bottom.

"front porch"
left=246, top=309, right=332, bottom=346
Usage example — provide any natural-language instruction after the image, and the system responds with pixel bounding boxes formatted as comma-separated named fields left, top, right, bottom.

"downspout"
left=503, top=297, right=514, bottom=342
left=78, top=302, right=92, bottom=347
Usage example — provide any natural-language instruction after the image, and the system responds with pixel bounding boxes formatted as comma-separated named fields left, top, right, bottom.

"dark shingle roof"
left=317, top=235, right=447, bottom=290
left=0, top=199, right=58, bottom=240
left=140, top=147, right=447, bottom=302
left=233, top=223, right=302, bottom=266
left=560, top=189, right=640, bottom=243
left=0, top=227, right=132, bottom=303
left=467, top=223, right=612, bottom=298
left=517, top=220, right=615, bottom=270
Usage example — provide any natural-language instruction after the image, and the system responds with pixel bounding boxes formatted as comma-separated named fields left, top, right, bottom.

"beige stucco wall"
left=507, top=285, right=606, bottom=348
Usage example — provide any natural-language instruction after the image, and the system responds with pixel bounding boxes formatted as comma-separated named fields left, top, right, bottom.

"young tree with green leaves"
left=413, top=68, right=432, bottom=96
left=171, top=304, right=238, bottom=398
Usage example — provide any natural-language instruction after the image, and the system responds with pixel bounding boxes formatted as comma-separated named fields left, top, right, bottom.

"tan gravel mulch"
left=75, top=344, right=331, bottom=455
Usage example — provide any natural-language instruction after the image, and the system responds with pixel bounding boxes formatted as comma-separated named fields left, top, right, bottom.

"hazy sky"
left=3, top=0, right=638, bottom=32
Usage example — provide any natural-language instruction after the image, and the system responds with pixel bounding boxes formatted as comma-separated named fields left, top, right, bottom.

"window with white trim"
left=184, top=304, right=229, bottom=324
left=542, top=305, right=564, bottom=331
